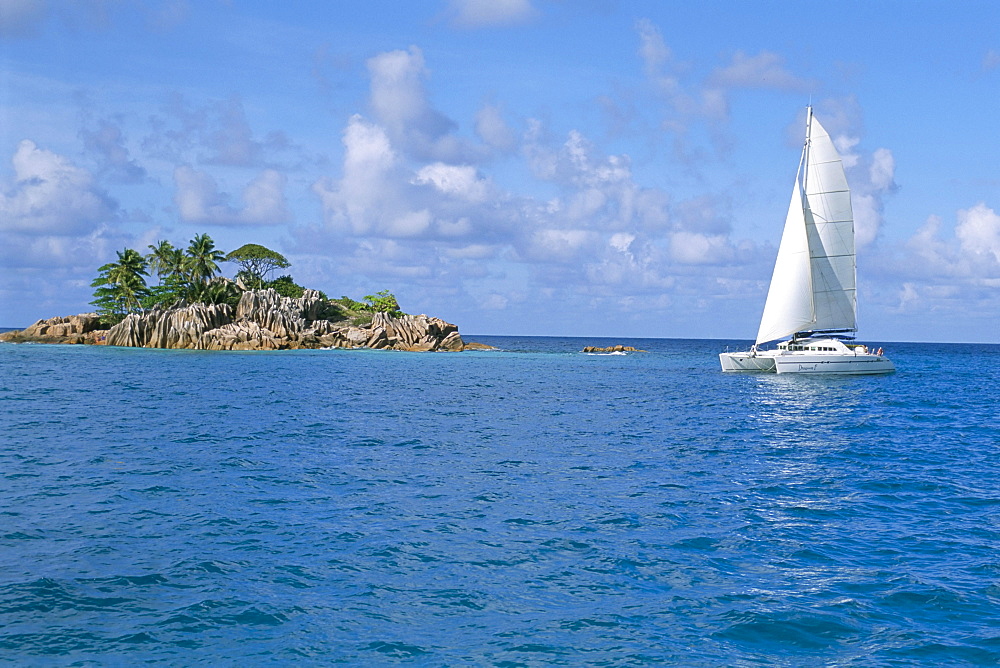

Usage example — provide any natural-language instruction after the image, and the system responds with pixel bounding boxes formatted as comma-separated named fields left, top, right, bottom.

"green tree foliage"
left=141, top=234, right=228, bottom=308
left=146, top=240, right=183, bottom=286
left=334, top=290, right=403, bottom=317
left=363, top=290, right=402, bottom=317
left=335, top=296, right=367, bottom=311
left=90, top=233, right=343, bottom=320
left=225, top=243, right=290, bottom=289
left=184, top=233, right=226, bottom=285
left=265, top=275, right=305, bottom=298
left=90, top=248, right=150, bottom=325
left=186, top=277, right=242, bottom=308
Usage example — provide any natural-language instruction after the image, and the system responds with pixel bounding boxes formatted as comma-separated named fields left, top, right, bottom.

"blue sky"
left=1, top=0, right=998, bottom=342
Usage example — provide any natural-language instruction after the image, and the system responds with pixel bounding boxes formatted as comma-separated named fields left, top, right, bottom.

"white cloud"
left=80, top=119, right=147, bottom=183
left=0, top=140, right=116, bottom=235
left=851, top=146, right=896, bottom=248
left=312, top=115, right=500, bottom=241
left=636, top=18, right=697, bottom=123
left=900, top=204, right=1000, bottom=282
left=636, top=18, right=676, bottom=91
left=529, top=228, right=597, bottom=261
left=481, top=293, right=509, bottom=309
left=635, top=21, right=815, bottom=133
left=956, top=202, right=1000, bottom=265
left=869, top=147, right=896, bottom=191
left=386, top=209, right=432, bottom=237
left=475, top=103, right=517, bottom=152
left=674, top=195, right=730, bottom=235
left=443, top=243, right=496, bottom=259
left=413, top=163, right=490, bottom=202
left=834, top=135, right=861, bottom=169
left=610, top=232, right=636, bottom=254
left=143, top=94, right=300, bottom=168
left=173, top=165, right=289, bottom=225
left=0, top=223, right=130, bottom=272
left=366, top=46, right=477, bottom=163
left=367, top=47, right=431, bottom=138
left=709, top=51, right=813, bottom=91
left=446, top=0, right=537, bottom=28
left=669, top=231, right=734, bottom=265
left=525, top=128, right=636, bottom=225
left=312, top=114, right=403, bottom=236
left=905, top=215, right=951, bottom=271
left=241, top=169, right=291, bottom=225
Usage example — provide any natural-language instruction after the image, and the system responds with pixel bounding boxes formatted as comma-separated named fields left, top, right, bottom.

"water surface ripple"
left=1, top=338, right=998, bottom=665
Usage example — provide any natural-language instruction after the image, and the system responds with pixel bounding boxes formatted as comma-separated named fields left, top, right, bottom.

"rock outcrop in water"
left=0, top=313, right=107, bottom=344
left=581, top=345, right=647, bottom=353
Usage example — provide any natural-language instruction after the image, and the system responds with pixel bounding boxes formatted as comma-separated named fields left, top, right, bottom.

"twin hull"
left=719, top=350, right=895, bottom=375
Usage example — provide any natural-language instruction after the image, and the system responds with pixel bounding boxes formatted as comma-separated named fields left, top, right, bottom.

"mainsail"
left=755, top=108, right=857, bottom=345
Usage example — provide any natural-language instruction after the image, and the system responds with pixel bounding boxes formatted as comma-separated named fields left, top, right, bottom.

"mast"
left=802, top=105, right=813, bottom=203
left=800, top=105, right=815, bottom=335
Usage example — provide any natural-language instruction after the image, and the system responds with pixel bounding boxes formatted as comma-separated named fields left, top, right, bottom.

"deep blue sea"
left=1, top=336, right=999, bottom=665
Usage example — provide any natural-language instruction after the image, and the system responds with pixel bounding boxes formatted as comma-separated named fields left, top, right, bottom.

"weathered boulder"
left=341, top=326, right=370, bottom=347
left=0, top=313, right=104, bottom=344
left=370, top=312, right=463, bottom=351
left=439, top=331, right=465, bottom=352
left=462, top=341, right=497, bottom=351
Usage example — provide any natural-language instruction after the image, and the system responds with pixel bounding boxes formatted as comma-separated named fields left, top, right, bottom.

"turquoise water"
left=1, top=337, right=998, bottom=665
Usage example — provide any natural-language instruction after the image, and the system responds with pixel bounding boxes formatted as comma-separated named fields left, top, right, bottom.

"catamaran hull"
left=721, top=350, right=895, bottom=375
left=774, top=354, right=895, bottom=375
left=719, top=352, right=776, bottom=372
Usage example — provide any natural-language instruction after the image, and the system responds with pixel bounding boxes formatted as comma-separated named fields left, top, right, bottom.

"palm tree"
left=146, top=240, right=181, bottom=285
left=184, top=233, right=226, bottom=285
left=91, top=248, right=149, bottom=321
left=108, top=248, right=150, bottom=313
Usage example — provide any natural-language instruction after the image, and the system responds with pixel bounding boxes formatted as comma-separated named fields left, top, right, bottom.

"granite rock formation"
left=0, top=313, right=106, bottom=344
left=99, top=288, right=468, bottom=352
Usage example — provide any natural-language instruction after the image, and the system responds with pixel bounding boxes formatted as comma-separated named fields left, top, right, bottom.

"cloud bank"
left=1, top=7, right=996, bottom=341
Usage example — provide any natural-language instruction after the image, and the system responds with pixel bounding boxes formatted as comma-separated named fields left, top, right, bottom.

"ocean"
left=1, top=337, right=998, bottom=665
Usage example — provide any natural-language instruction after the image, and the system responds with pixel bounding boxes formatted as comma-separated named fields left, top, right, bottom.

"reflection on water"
left=735, top=375, right=874, bottom=526
left=749, top=374, right=865, bottom=427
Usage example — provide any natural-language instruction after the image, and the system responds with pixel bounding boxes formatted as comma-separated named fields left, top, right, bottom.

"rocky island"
left=1, top=234, right=492, bottom=352
left=1, top=288, right=476, bottom=352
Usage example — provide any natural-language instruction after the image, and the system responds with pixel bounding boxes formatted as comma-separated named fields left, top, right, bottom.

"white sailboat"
left=720, top=107, right=894, bottom=375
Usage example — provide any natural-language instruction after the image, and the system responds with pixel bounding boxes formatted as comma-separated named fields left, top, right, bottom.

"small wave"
left=715, top=609, right=863, bottom=649
left=363, top=641, right=430, bottom=658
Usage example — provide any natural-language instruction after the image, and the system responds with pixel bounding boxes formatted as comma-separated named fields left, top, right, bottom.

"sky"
left=1, top=0, right=998, bottom=342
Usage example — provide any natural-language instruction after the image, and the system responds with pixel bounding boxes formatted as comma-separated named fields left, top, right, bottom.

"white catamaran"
left=720, top=107, right=894, bottom=375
